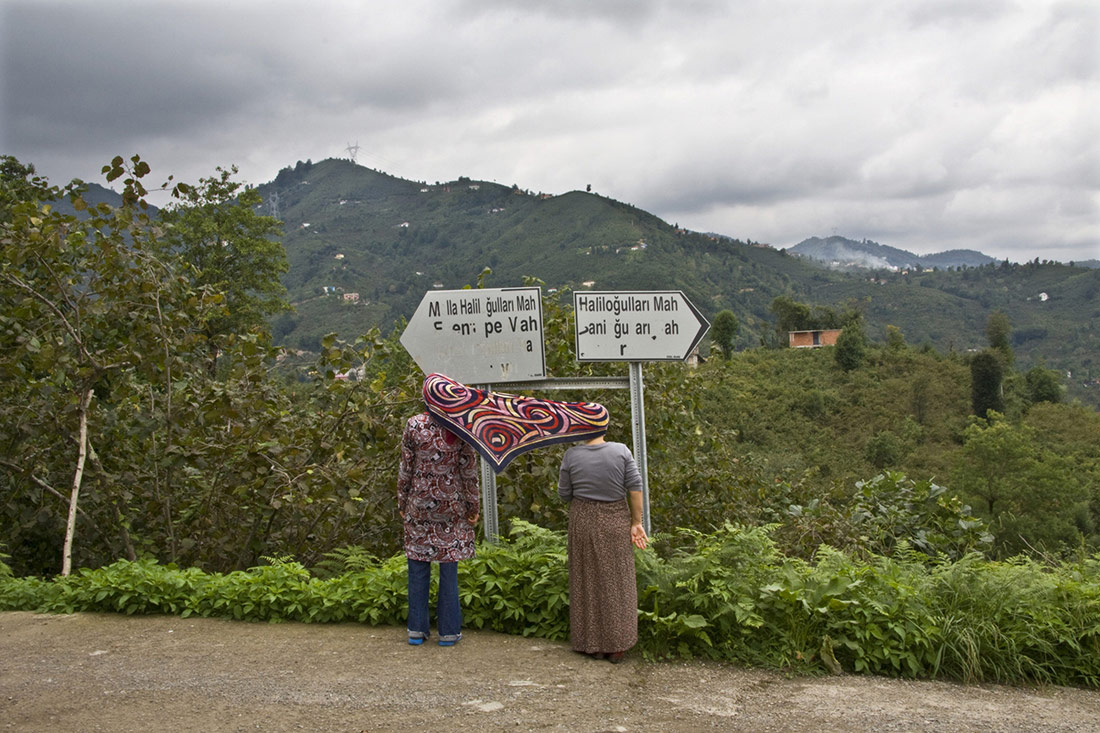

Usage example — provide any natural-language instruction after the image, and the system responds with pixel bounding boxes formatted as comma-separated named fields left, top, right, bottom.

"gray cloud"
left=2, top=0, right=1096, bottom=263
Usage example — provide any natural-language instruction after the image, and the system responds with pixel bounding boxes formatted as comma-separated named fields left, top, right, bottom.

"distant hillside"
left=790, top=236, right=996, bottom=271
left=243, top=159, right=1098, bottom=408
left=52, top=181, right=136, bottom=217
left=255, top=158, right=831, bottom=353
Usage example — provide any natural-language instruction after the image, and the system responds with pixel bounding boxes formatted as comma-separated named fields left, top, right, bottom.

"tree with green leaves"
left=157, top=166, right=289, bottom=368
left=0, top=156, right=48, bottom=225
left=770, top=295, right=813, bottom=343
left=711, top=309, right=739, bottom=359
left=970, top=350, right=1004, bottom=418
left=1025, top=365, right=1062, bottom=405
left=865, top=431, right=903, bottom=469
left=885, top=324, right=906, bottom=351
left=952, top=413, right=1092, bottom=556
left=833, top=320, right=866, bottom=371
left=986, top=310, right=1013, bottom=365
left=1, top=157, right=356, bottom=576
left=0, top=155, right=211, bottom=574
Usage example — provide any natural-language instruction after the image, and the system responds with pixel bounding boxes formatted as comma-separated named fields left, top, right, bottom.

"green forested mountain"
left=259, top=157, right=822, bottom=350
left=255, top=158, right=1099, bottom=408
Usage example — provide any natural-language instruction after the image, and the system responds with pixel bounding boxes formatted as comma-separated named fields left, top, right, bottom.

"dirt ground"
left=1, top=612, right=1097, bottom=732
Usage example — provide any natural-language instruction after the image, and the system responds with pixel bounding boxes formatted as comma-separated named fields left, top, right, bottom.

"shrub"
left=865, top=431, right=903, bottom=469
left=1, top=523, right=1096, bottom=687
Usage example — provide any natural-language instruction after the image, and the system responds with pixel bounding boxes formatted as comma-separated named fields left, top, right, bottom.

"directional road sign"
left=400, top=287, right=546, bottom=383
left=573, top=290, right=710, bottom=362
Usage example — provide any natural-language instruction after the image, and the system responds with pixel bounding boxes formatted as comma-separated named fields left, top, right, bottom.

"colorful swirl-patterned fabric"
left=423, top=373, right=609, bottom=472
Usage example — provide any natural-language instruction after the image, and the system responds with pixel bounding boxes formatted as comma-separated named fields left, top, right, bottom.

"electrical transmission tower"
left=345, top=141, right=360, bottom=164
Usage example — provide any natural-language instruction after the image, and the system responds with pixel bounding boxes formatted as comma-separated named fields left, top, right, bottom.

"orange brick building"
left=788, top=329, right=842, bottom=348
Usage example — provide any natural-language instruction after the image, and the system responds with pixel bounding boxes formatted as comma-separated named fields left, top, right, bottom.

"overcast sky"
left=3, top=0, right=1098, bottom=263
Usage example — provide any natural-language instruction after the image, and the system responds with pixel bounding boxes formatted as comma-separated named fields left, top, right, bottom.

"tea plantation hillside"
left=255, top=159, right=1099, bottom=408
left=258, top=158, right=829, bottom=353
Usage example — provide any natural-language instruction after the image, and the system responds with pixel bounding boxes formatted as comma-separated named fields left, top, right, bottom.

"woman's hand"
left=468, top=512, right=479, bottom=525
left=630, top=522, right=648, bottom=549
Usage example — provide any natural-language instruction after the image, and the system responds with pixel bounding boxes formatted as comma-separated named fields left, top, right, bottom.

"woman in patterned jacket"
left=397, top=411, right=480, bottom=646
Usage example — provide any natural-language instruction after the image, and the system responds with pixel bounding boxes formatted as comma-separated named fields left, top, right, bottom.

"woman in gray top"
left=558, top=432, right=648, bottom=662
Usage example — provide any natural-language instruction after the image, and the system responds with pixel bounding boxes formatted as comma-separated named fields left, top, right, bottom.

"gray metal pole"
left=475, top=384, right=501, bottom=544
left=480, top=457, right=499, bottom=542
left=628, top=362, right=650, bottom=535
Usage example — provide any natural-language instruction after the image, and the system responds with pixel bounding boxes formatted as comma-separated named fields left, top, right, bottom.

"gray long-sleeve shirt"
left=558, top=441, right=642, bottom=503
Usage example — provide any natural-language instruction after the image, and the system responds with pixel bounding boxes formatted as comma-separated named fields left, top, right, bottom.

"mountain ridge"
left=62, top=159, right=1100, bottom=407
left=789, top=235, right=997, bottom=271
left=249, top=159, right=1098, bottom=407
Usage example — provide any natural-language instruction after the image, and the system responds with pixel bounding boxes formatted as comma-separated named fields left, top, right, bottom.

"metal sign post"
left=628, top=362, right=650, bottom=534
left=479, top=455, right=499, bottom=541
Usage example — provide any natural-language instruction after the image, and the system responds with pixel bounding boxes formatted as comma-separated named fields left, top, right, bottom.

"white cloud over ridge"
left=2, top=0, right=1097, bottom=262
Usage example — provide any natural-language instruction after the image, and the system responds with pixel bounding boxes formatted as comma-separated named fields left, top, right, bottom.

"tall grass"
left=1, top=521, right=1096, bottom=687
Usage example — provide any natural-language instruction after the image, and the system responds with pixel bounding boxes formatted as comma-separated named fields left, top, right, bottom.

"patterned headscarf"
left=422, top=373, right=609, bottom=472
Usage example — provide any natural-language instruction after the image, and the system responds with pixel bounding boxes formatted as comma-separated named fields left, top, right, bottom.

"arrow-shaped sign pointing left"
left=400, top=287, right=546, bottom=384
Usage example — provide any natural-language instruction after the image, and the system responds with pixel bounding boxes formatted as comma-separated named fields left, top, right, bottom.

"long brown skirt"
left=567, top=497, right=638, bottom=654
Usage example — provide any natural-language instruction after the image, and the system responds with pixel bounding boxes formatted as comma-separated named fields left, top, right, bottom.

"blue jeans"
left=407, top=559, right=462, bottom=642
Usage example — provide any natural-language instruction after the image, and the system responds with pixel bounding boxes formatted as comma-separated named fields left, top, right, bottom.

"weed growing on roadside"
left=1, top=521, right=1096, bottom=687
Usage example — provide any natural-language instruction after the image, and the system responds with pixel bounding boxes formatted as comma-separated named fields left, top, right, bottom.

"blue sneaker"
left=438, top=633, right=462, bottom=647
left=408, top=637, right=424, bottom=645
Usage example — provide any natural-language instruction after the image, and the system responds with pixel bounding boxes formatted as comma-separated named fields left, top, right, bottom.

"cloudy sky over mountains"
left=3, top=0, right=1097, bottom=263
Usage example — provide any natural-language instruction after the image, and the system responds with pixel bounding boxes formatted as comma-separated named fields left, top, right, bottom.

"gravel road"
left=1, top=611, right=1097, bottom=732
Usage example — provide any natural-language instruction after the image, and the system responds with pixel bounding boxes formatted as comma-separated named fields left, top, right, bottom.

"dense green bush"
left=3, top=521, right=1097, bottom=688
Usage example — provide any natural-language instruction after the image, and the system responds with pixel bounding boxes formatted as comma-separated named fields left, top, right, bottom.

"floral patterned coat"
left=397, top=412, right=480, bottom=562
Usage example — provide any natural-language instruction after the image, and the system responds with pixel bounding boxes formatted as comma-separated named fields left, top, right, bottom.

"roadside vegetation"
left=3, top=523, right=1097, bottom=687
